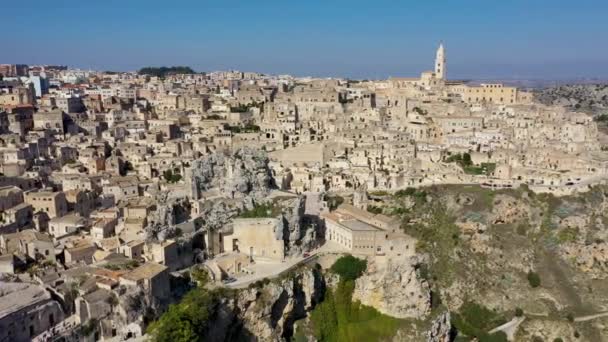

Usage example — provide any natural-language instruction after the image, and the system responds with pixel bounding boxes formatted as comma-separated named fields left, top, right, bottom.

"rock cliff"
left=353, top=256, right=431, bottom=319
left=201, top=266, right=325, bottom=341
left=188, top=147, right=275, bottom=200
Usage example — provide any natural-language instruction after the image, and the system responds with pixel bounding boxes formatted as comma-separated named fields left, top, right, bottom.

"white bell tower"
left=435, top=42, right=446, bottom=80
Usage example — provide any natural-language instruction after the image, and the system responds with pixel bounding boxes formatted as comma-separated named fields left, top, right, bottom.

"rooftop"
left=0, top=282, right=51, bottom=319
left=340, top=219, right=378, bottom=232
left=120, top=262, right=167, bottom=282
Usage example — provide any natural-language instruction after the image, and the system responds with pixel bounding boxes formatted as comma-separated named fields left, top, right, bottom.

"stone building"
left=24, top=190, right=68, bottom=218
left=0, top=282, right=65, bottom=341
left=222, top=218, right=285, bottom=262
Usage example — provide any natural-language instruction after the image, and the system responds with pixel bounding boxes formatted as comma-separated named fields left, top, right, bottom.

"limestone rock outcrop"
left=489, top=195, right=530, bottom=225
left=202, top=266, right=325, bottom=341
left=188, top=147, right=275, bottom=200
left=353, top=256, right=431, bottom=319
left=426, top=312, right=453, bottom=342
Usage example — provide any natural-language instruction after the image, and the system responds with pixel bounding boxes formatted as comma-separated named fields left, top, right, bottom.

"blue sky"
left=3, top=0, right=608, bottom=79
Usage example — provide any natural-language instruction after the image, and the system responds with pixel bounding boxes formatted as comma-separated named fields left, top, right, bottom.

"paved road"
left=226, top=242, right=346, bottom=289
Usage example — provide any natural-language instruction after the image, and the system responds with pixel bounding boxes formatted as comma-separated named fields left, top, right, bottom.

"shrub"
left=239, top=203, right=279, bottom=218
left=366, top=205, right=383, bottom=214
left=515, top=308, right=524, bottom=317
left=452, top=302, right=507, bottom=339
left=163, top=169, right=182, bottom=183
left=395, top=187, right=417, bottom=197
left=331, top=255, right=367, bottom=281
left=325, top=195, right=344, bottom=211
left=147, top=288, right=220, bottom=341
left=553, top=338, right=564, bottom=342
left=527, top=271, right=541, bottom=288
left=310, top=278, right=400, bottom=342
left=566, top=313, right=574, bottom=322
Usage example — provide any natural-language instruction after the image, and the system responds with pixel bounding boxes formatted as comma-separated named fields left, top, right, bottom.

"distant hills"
left=138, top=66, right=196, bottom=78
left=534, top=84, right=608, bottom=114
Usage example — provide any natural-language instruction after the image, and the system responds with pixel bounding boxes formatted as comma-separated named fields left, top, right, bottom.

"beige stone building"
left=0, top=282, right=65, bottom=341
left=24, top=190, right=68, bottom=218
left=450, top=83, right=533, bottom=105
left=0, top=229, right=55, bottom=263
left=119, top=262, right=170, bottom=300
left=222, top=218, right=285, bottom=262
left=321, top=204, right=412, bottom=257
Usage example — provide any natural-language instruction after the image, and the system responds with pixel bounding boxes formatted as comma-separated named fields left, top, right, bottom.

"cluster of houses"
left=0, top=43, right=606, bottom=340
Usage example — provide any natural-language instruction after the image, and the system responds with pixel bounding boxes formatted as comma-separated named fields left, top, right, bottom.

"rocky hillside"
left=146, top=184, right=608, bottom=341
left=375, top=185, right=608, bottom=341
left=188, top=147, right=275, bottom=200
left=535, top=84, right=608, bottom=114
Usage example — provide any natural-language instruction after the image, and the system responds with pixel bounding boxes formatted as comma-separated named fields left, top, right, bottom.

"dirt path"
left=575, top=311, right=608, bottom=322
left=489, top=317, right=526, bottom=341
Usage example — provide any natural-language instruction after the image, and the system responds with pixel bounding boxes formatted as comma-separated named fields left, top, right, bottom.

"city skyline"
left=3, top=0, right=608, bottom=80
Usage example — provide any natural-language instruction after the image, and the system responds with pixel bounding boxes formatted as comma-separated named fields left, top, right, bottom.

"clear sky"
left=3, top=0, right=608, bottom=80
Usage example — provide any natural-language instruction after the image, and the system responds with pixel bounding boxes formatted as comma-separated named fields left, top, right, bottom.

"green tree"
left=147, top=288, right=218, bottom=342
left=325, top=195, right=344, bottom=211
left=190, top=267, right=210, bottom=287
left=138, top=66, right=195, bottom=78
left=163, top=169, right=182, bottom=183
left=330, top=255, right=367, bottom=281
left=462, top=152, right=472, bottom=166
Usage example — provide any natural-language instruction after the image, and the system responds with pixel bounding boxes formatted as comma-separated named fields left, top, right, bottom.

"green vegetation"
left=239, top=202, right=281, bottom=218
left=366, top=205, right=383, bottom=214
left=403, top=202, right=460, bottom=285
left=147, top=287, right=222, bottom=342
left=412, top=107, right=428, bottom=115
left=557, top=227, right=578, bottom=243
left=190, top=267, right=210, bottom=287
left=311, top=257, right=400, bottom=342
left=230, top=101, right=264, bottom=113
left=527, top=271, right=541, bottom=288
left=223, top=123, right=261, bottom=133
left=594, top=113, right=608, bottom=122
left=463, top=163, right=496, bottom=176
left=163, top=169, right=182, bottom=183
left=325, top=195, right=344, bottom=211
left=103, top=260, right=140, bottom=271
left=515, top=307, right=524, bottom=317
left=330, top=255, right=368, bottom=281
left=394, top=187, right=427, bottom=204
left=138, top=66, right=195, bottom=78
left=444, top=153, right=495, bottom=176
left=80, top=318, right=99, bottom=337
left=452, top=302, right=508, bottom=342
left=445, top=152, right=472, bottom=166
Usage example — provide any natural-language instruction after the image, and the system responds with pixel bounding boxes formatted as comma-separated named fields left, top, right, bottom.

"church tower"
left=435, top=42, right=446, bottom=80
